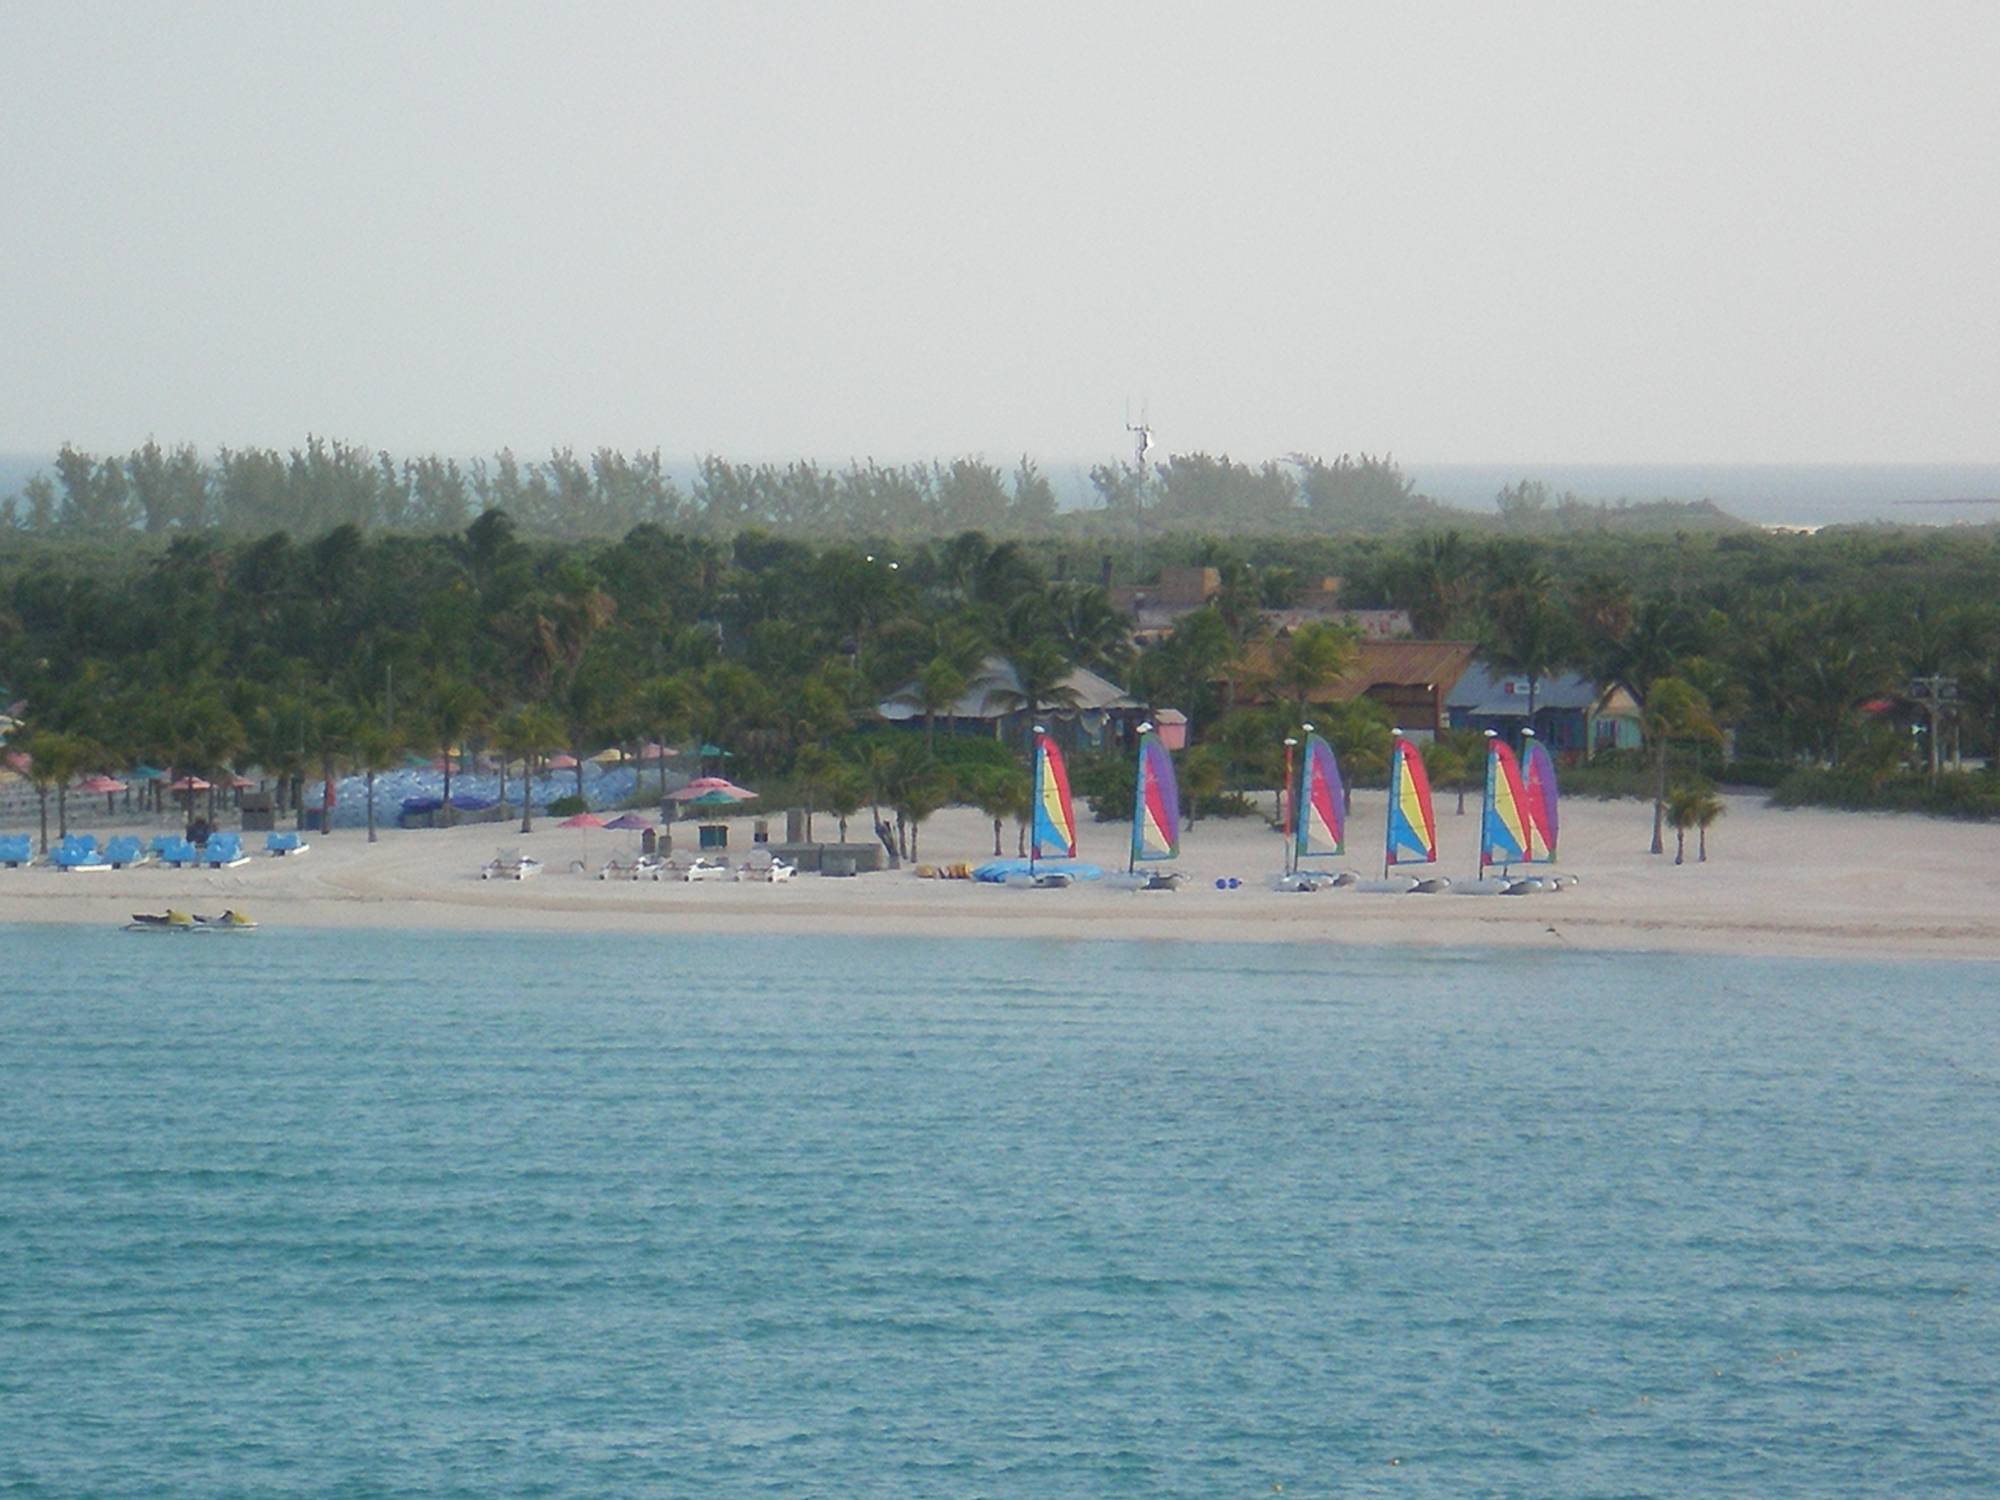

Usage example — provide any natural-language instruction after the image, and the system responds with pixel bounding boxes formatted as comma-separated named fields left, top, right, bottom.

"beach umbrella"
left=168, top=775, right=212, bottom=792
left=637, top=742, right=676, bottom=763
left=547, top=753, right=579, bottom=772
left=79, top=773, right=128, bottom=815
left=668, top=776, right=756, bottom=803
left=602, top=813, right=653, bottom=831
left=588, top=747, right=624, bottom=765
left=559, top=810, right=607, bottom=871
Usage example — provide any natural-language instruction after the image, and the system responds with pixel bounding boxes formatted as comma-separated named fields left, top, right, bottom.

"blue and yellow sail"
left=1130, top=730, right=1179, bottom=867
left=1032, top=733, right=1077, bottom=862
left=1385, top=734, right=1439, bottom=870
left=1293, top=733, right=1344, bottom=863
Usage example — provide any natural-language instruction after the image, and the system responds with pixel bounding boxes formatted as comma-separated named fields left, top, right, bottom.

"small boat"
left=1475, top=730, right=1564, bottom=892
left=1122, top=724, right=1182, bottom=891
left=196, top=909, right=259, bottom=931
left=124, top=909, right=197, bottom=932
left=1281, top=730, right=1351, bottom=890
left=1015, top=729, right=1082, bottom=888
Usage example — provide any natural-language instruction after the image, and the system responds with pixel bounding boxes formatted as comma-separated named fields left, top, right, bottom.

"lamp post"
left=1281, top=735, right=1299, bottom=873
left=1907, top=674, right=1957, bottom=783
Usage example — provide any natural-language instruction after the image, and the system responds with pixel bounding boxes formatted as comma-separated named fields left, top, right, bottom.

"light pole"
left=1282, top=735, right=1299, bottom=873
left=1908, top=674, right=1957, bottom=783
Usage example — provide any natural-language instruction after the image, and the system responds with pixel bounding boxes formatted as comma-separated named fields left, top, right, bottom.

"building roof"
left=877, top=655, right=1138, bottom=722
left=1447, top=663, right=1619, bottom=715
left=1228, top=638, right=1478, bottom=705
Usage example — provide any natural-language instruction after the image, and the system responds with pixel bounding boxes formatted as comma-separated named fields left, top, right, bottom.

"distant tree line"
left=0, top=439, right=1742, bottom=541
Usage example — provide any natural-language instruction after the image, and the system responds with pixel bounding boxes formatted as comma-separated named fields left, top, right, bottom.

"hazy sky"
left=2, top=1, right=1994, bottom=466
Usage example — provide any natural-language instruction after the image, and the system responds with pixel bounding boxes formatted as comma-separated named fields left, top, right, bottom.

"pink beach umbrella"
left=547, top=753, right=579, bottom=772
left=78, top=773, right=128, bottom=814
left=558, top=810, right=607, bottom=870
left=168, top=775, right=212, bottom=792
left=667, top=776, right=756, bottom=803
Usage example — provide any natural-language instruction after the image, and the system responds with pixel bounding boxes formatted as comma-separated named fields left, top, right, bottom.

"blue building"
left=1446, top=664, right=1642, bottom=758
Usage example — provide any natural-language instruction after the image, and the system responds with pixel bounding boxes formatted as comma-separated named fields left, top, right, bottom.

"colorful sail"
left=1130, top=730, right=1180, bottom=865
left=1384, top=734, right=1438, bottom=868
left=1293, top=733, right=1345, bottom=862
left=1032, top=733, right=1077, bottom=861
left=1480, top=736, right=1540, bottom=873
left=1522, top=737, right=1558, bottom=862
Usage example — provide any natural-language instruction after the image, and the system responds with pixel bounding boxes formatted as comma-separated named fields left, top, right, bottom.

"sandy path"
left=5, top=793, right=1998, bottom=961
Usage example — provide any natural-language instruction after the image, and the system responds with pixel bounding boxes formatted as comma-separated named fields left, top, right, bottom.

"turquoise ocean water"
left=3, top=927, right=1996, bottom=1496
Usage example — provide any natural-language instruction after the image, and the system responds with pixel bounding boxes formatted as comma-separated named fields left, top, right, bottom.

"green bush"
left=546, top=793, right=588, bottom=817
left=1070, top=751, right=1136, bottom=821
left=1769, top=769, right=2000, bottom=821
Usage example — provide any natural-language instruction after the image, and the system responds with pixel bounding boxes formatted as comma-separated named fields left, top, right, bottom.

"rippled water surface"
left=3, top=928, right=1997, bottom=1496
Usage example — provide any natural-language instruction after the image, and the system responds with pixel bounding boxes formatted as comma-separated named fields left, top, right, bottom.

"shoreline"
left=6, top=793, right=2000, bottom=964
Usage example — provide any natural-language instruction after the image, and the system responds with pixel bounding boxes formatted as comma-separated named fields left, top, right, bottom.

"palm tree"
left=1268, top=621, right=1359, bottom=721
left=1694, top=788, right=1724, bottom=862
left=1484, top=589, right=1572, bottom=726
left=913, top=656, right=967, bottom=750
left=996, top=638, right=1081, bottom=747
left=427, top=674, right=488, bottom=826
left=17, top=730, right=94, bottom=851
left=494, top=705, right=564, bottom=835
left=1642, top=678, right=1721, bottom=855
left=1665, top=784, right=1702, bottom=865
left=793, top=743, right=839, bottom=841
left=963, top=762, right=1029, bottom=856
left=823, top=764, right=867, bottom=844
left=633, top=674, right=693, bottom=800
left=349, top=718, right=402, bottom=843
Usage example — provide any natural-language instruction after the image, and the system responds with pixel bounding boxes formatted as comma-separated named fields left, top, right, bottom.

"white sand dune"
left=4, top=791, right=1997, bottom=960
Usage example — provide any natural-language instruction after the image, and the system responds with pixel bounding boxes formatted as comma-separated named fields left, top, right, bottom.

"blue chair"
left=0, top=834, right=31, bottom=867
left=51, top=841, right=111, bottom=871
left=105, top=835, right=146, bottom=867
left=158, top=837, right=198, bottom=868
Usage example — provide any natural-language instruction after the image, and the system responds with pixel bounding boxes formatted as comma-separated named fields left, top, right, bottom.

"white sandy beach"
left=4, top=791, right=1998, bottom=961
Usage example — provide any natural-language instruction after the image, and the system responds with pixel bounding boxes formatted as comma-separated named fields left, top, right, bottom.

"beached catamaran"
left=1478, top=731, right=1547, bottom=878
left=1281, top=730, right=1353, bottom=889
left=1384, top=731, right=1441, bottom=883
left=1127, top=723, right=1181, bottom=883
left=1029, top=728, right=1080, bottom=885
left=1522, top=732, right=1559, bottom=863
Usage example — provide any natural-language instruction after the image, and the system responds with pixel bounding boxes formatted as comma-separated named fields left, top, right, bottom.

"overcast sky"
left=1, top=1, right=1994, bottom=467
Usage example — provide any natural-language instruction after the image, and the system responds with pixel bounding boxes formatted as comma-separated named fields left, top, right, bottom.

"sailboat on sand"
left=1463, top=728, right=1569, bottom=894
left=1360, top=730, right=1447, bottom=892
left=1114, top=721, right=1183, bottom=890
left=1274, top=729, right=1355, bottom=891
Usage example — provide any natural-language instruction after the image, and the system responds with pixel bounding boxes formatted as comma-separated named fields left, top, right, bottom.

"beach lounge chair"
left=104, top=835, right=149, bottom=868
left=265, top=832, right=310, bottom=857
left=51, top=837, right=112, bottom=872
left=156, top=837, right=200, bottom=868
left=480, top=848, right=542, bottom=880
left=681, top=856, right=732, bottom=882
left=201, top=834, right=250, bottom=869
left=0, top=834, right=31, bottom=868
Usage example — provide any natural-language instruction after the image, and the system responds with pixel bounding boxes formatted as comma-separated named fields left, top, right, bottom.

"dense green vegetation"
left=1, top=441, right=1741, bottom=540
left=5, top=504, right=2000, bottom=853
